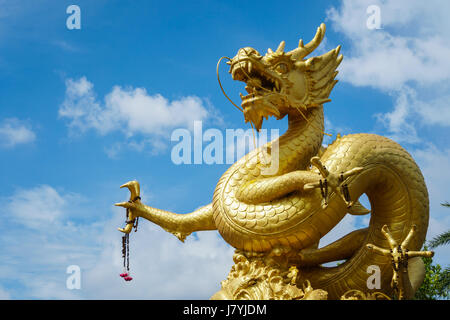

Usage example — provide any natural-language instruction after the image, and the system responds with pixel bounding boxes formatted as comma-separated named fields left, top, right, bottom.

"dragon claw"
left=307, top=156, right=364, bottom=209
left=117, top=181, right=141, bottom=234
left=367, top=224, right=434, bottom=299
left=120, top=180, right=141, bottom=201
left=115, top=201, right=133, bottom=209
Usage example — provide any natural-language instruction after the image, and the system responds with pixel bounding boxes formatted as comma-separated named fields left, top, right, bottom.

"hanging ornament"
left=119, top=207, right=139, bottom=282
left=116, top=181, right=141, bottom=282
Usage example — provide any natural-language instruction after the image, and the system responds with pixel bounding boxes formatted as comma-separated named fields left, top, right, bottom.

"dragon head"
left=227, top=23, right=343, bottom=131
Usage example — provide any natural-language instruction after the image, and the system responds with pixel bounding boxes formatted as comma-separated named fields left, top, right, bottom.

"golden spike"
left=314, top=71, right=339, bottom=90
left=276, top=41, right=285, bottom=54
left=310, top=48, right=341, bottom=81
left=267, top=48, right=274, bottom=54
left=305, top=23, right=325, bottom=51
left=289, top=23, right=326, bottom=60
left=337, top=54, right=344, bottom=65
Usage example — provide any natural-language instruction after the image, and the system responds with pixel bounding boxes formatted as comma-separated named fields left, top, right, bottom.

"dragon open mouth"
left=230, top=59, right=282, bottom=130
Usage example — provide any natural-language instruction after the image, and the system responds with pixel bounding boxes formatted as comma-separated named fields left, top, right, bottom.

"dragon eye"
left=275, top=63, right=288, bottom=74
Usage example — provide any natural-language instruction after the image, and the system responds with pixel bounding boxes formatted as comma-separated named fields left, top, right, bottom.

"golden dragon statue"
left=115, top=23, right=433, bottom=300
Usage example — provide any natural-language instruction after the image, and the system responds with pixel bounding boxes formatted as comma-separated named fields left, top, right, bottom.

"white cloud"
left=413, top=145, right=450, bottom=265
left=374, top=86, right=420, bottom=143
left=327, top=0, right=450, bottom=89
left=413, top=146, right=450, bottom=213
left=326, top=2, right=450, bottom=268
left=320, top=214, right=359, bottom=248
left=414, top=94, right=450, bottom=127
left=6, top=185, right=89, bottom=230
left=103, top=143, right=122, bottom=159
left=52, top=40, right=79, bottom=52
left=0, top=118, right=35, bottom=148
left=8, top=185, right=68, bottom=229
left=0, top=286, right=11, bottom=300
left=327, top=0, right=450, bottom=141
left=59, top=77, right=216, bottom=154
left=322, top=117, right=353, bottom=146
left=0, top=185, right=102, bottom=299
left=82, top=221, right=235, bottom=299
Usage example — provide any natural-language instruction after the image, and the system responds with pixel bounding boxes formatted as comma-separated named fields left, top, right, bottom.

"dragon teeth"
left=248, top=62, right=252, bottom=74
left=275, top=80, right=280, bottom=91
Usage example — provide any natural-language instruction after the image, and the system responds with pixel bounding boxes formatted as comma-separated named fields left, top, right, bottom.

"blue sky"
left=0, top=0, right=449, bottom=299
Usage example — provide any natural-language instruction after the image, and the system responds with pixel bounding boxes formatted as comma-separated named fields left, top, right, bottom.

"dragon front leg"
left=115, top=181, right=216, bottom=242
left=235, top=170, right=322, bottom=204
left=235, top=156, right=367, bottom=215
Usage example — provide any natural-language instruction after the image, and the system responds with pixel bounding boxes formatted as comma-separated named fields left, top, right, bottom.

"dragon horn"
left=276, top=41, right=285, bottom=54
left=289, top=23, right=326, bottom=60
